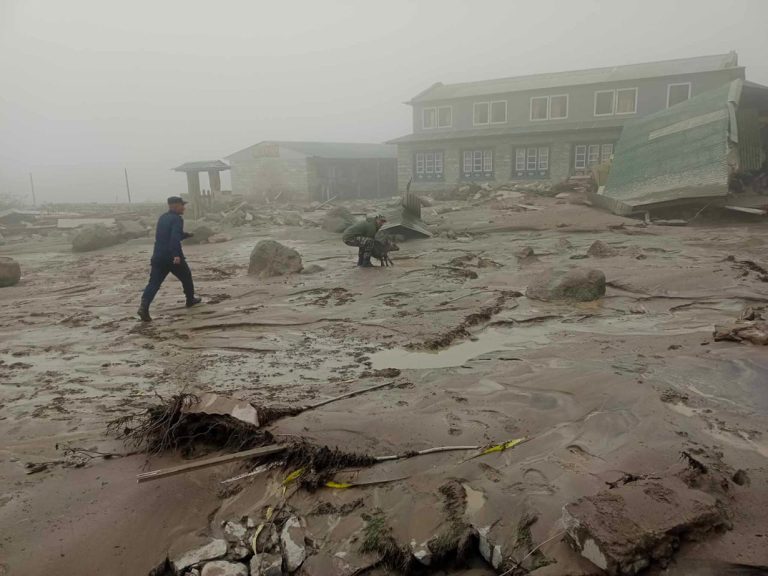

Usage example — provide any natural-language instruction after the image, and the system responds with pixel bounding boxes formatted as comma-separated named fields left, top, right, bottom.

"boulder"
left=173, top=539, right=228, bottom=572
left=526, top=268, right=606, bottom=302
left=587, top=240, right=618, bottom=258
left=300, top=264, right=324, bottom=275
left=250, top=552, right=282, bottom=576
left=321, top=206, right=355, bottom=233
left=200, top=560, right=248, bottom=576
left=249, top=240, right=303, bottom=278
left=116, top=220, right=146, bottom=240
left=280, top=515, right=306, bottom=573
left=280, top=211, right=303, bottom=226
left=0, top=257, right=21, bottom=287
left=207, top=233, right=232, bottom=244
left=71, top=224, right=122, bottom=252
left=184, top=223, right=216, bottom=245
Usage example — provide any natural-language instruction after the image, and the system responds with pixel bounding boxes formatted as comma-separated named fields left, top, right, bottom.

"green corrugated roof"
left=411, top=53, right=739, bottom=103
left=600, top=80, right=741, bottom=214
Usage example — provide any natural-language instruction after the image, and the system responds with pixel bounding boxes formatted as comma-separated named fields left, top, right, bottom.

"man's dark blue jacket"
left=151, top=211, right=185, bottom=263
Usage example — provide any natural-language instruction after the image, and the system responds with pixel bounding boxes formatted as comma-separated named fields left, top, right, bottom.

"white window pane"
left=527, top=148, right=538, bottom=170
left=668, top=84, right=690, bottom=107
left=516, top=149, right=526, bottom=171
left=423, top=108, right=436, bottom=128
left=575, top=145, right=587, bottom=170
left=588, top=144, right=600, bottom=166
left=416, top=153, right=424, bottom=174
left=463, top=151, right=472, bottom=173
left=491, top=101, right=507, bottom=123
left=538, top=147, right=549, bottom=170
left=435, top=152, right=443, bottom=174
left=550, top=95, right=568, bottom=119
left=531, top=97, right=548, bottom=120
left=473, top=150, right=483, bottom=171
left=595, top=91, right=614, bottom=115
left=483, top=150, right=493, bottom=172
left=474, top=103, right=489, bottom=124
left=438, top=107, right=452, bottom=128
left=425, top=152, right=434, bottom=174
left=601, top=144, right=613, bottom=162
left=616, top=89, right=637, bottom=114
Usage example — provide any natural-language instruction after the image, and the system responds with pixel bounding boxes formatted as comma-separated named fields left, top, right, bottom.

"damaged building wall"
left=228, top=149, right=309, bottom=201
left=306, top=157, right=397, bottom=201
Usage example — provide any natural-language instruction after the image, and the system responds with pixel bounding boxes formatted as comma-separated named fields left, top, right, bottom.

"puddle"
left=463, top=483, right=486, bottom=516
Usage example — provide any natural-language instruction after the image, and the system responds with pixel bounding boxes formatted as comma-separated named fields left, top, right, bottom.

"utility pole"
left=29, top=172, right=36, bottom=206
left=124, top=168, right=132, bottom=204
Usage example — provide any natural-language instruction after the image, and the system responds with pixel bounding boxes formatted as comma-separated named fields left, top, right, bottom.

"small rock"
left=248, top=240, right=303, bottom=278
left=0, top=256, right=22, bottom=287
left=556, top=237, right=573, bottom=251
left=587, top=240, right=619, bottom=258
left=173, top=539, right=228, bottom=572
left=732, top=469, right=750, bottom=486
left=71, top=224, right=122, bottom=252
left=224, top=520, right=248, bottom=543
left=201, top=560, right=248, bottom=576
left=410, top=540, right=432, bottom=566
left=280, top=211, right=303, bottom=226
left=228, top=545, right=250, bottom=561
left=254, top=524, right=279, bottom=554
left=251, top=552, right=282, bottom=576
left=526, top=268, right=606, bottom=302
left=280, top=515, right=306, bottom=573
left=300, top=264, right=324, bottom=275
left=208, top=233, right=232, bottom=244
left=477, top=526, right=504, bottom=570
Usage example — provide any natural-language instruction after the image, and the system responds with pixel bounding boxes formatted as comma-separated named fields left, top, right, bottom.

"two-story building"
left=388, top=53, right=745, bottom=192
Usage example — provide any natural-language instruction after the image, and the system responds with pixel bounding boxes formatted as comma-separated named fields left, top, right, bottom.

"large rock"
left=71, top=224, right=122, bottom=252
left=200, top=560, right=248, bottom=576
left=184, top=222, right=216, bottom=245
left=587, top=240, right=618, bottom=258
left=321, top=206, right=355, bottom=233
left=526, top=268, right=606, bottom=302
left=280, top=515, right=306, bottom=573
left=249, top=240, right=303, bottom=278
left=173, top=538, right=228, bottom=572
left=116, top=220, right=146, bottom=240
left=563, top=479, right=727, bottom=575
left=0, top=257, right=21, bottom=287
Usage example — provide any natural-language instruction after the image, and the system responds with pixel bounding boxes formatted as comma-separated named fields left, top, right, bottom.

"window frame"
left=414, top=150, right=445, bottom=181
left=548, top=94, right=569, bottom=120
left=594, top=90, right=616, bottom=117
left=422, top=107, right=437, bottom=129
left=666, top=82, right=692, bottom=108
left=573, top=141, right=616, bottom=173
left=512, top=145, right=551, bottom=179
left=436, top=105, right=453, bottom=128
left=615, top=87, right=638, bottom=115
left=490, top=100, right=508, bottom=124
left=473, top=102, right=491, bottom=126
left=461, top=148, right=494, bottom=180
left=530, top=96, right=550, bottom=121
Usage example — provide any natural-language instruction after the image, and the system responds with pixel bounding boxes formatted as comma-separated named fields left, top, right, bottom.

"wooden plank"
left=136, top=444, right=285, bottom=483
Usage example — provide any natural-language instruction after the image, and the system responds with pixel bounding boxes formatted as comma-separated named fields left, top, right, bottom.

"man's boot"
left=360, top=255, right=374, bottom=268
left=186, top=296, right=202, bottom=308
left=137, top=301, right=152, bottom=322
left=356, top=253, right=364, bottom=267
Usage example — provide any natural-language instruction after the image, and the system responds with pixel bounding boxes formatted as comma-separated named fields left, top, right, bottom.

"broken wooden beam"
left=136, top=444, right=286, bottom=483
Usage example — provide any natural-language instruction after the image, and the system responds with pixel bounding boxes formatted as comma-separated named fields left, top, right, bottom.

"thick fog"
left=1, top=0, right=767, bottom=204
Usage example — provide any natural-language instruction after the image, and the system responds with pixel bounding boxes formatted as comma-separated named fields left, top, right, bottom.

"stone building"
left=225, top=141, right=397, bottom=202
left=388, top=53, right=745, bottom=192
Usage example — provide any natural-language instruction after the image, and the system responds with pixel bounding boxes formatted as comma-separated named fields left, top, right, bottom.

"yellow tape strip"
left=282, top=468, right=305, bottom=485
left=479, top=437, right=527, bottom=456
left=325, top=481, right=353, bottom=489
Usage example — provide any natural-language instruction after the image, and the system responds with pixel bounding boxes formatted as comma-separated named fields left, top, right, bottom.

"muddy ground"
left=1, top=193, right=767, bottom=575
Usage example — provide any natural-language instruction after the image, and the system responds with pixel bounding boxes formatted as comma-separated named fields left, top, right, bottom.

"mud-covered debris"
left=563, top=478, right=728, bottom=575
left=200, top=560, right=248, bottom=576
left=526, top=268, right=606, bottom=302
left=360, top=509, right=413, bottom=573
left=185, top=393, right=260, bottom=427
left=714, top=321, right=768, bottom=345
left=360, top=368, right=401, bottom=378
left=587, top=240, right=619, bottom=258
left=173, top=538, right=228, bottom=572
left=248, top=240, right=303, bottom=278
left=279, top=442, right=378, bottom=490
left=280, top=515, right=307, bottom=573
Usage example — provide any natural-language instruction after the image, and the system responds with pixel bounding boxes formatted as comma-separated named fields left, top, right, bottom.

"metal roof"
left=599, top=80, right=742, bottom=214
left=410, top=53, right=739, bottom=103
left=226, top=141, right=397, bottom=160
left=173, top=160, right=230, bottom=172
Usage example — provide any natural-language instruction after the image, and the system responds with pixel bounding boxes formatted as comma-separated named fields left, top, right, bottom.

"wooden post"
left=124, top=168, right=132, bottom=204
left=29, top=173, right=36, bottom=206
left=186, top=171, right=201, bottom=219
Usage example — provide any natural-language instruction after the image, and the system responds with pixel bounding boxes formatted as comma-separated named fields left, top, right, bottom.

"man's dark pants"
left=344, top=236, right=374, bottom=261
left=141, top=258, right=195, bottom=306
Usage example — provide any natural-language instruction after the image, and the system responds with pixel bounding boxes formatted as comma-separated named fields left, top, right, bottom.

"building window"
left=594, top=90, right=615, bottom=116
left=667, top=83, right=691, bottom=107
left=549, top=95, right=568, bottom=119
left=616, top=88, right=637, bottom=114
left=490, top=101, right=507, bottom=123
left=530, top=96, right=549, bottom=121
left=574, top=142, right=614, bottom=172
left=462, top=149, right=493, bottom=180
left=513, top=146, right=550, bottom=179
left=414, top=151, right=444, bottom=181
left=473, top=102, right=490, bottom=125
left=437, top=106, right=452, bottom=128
left=422, top=108, right=436, bottom=129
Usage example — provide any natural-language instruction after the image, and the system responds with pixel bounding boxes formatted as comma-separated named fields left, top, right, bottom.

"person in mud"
left=342, top=214, right=387, bottom=267
left=137, top=196, right=201, bottom=321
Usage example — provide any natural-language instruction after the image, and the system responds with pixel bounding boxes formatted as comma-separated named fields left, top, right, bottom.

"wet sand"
left=1, top=195, right=767, bottom=575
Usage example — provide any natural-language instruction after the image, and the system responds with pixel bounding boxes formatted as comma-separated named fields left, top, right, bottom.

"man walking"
left=342, top=214, right=387, bottom=267
left=137, top=196, right=201, bottom=321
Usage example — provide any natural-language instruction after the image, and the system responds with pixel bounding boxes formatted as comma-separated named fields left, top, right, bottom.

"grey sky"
left=1, top=0, right=767, bottom=203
